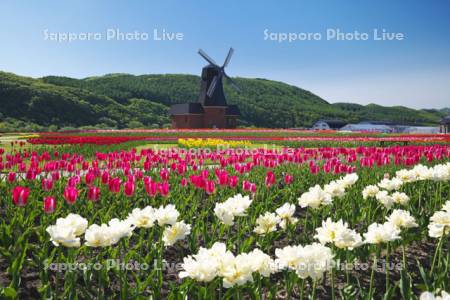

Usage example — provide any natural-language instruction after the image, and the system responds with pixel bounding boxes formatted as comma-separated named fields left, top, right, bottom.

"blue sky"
left=0, top=0, right=449, bottom=108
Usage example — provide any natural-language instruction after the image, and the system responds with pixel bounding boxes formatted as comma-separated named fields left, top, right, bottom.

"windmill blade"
left=223, top=47, right=234, bottom=68
left=198, top=49, right=218, bottom=66
left=207, top=75, right=219, bottom=98
left=224, top=74, right=241, bottom=92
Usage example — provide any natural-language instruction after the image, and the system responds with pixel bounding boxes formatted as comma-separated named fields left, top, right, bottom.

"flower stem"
left=429, top=236, right=443, bottom=277
left=368, top=251, right=378, bottom=298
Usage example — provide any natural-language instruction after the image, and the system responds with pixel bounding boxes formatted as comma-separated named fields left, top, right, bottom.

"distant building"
left=340, top=123, right=393, bottom=133
left=312, top=119, right=347, bottom=130
left=401, top=126, right=439, bottom=134
left=440, top=116, right=450, bottom=133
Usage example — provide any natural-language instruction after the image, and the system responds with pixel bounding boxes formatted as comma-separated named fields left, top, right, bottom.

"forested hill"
left=0, top=71, right=446, bottom=130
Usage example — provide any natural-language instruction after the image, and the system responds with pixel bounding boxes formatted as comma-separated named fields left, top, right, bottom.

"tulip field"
left=0, top=131, right=449, bottom=299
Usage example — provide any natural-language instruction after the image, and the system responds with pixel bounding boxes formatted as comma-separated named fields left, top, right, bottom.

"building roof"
left=169, top=103, right=204, bottom=115
left=314, top=119, right=347, bottom=129
left=441, top=116, right=450, bottom=124
left=359, top=120, right=397, bottom=125
left=225, top=105, right=241, bottom=116
left=340, top=124, right=393, bottom=132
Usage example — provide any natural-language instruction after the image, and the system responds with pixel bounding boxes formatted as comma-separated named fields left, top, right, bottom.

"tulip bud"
left=229, top=175, right=238, bottom=188
left=284, top=174, right=293, bottom=185
left=205, top=180, right=215, bottom=195
left=124, top=181, right=135, bottom=197
left=41, top=178, right=53, bottom=191
left=160, top=169, right=169, bottom=181
left=85, top=172, right=95, bottom=185
left=265, top=171, right=275, bottom=187
left=8, top=172, right=16, bottom=183
left=145, top=180, right=158, bottom=197
left=88, top=186, right=100, bottom=202
left=64, top=186, right=78, bottom=205
left=158, top=182, right=169, bottom=197
left=101, top=171, right=110, bottom=185
left=12, top=186, right=30, bottom=207
left=43, top=196, right=56, bottom=214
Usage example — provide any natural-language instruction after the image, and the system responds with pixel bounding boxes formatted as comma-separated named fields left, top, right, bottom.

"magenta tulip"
left=64, top=186, right=78, bottom=205
left=229, top=175, right=238, bottom=188
left=88, top=186, right=100, bottom=202
left=8, top=172, right=16, bottom=183
left=12, top=186, right=30, bottom=207
left=41, top=178, right=53, bottom=191
left=145, top=180, right=158, bottom=197
left=205, top=180, right=215, bottom=195
left=43, top=196, right=56, bottom=214
left=124, top=181, right=135, bottom=197
left=158, top=182, right=170, bottom=197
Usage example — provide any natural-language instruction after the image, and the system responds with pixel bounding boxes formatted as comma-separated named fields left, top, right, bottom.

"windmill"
left=169, top=48, right=241, bottom=129
left=197, top=48, right=241, bottom=106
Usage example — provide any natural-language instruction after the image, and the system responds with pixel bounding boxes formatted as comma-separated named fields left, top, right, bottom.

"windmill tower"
left=169, top=48, right=241, bottom=129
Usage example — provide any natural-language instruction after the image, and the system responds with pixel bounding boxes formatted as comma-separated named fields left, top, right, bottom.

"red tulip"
left=229, top=175, right=238, bottom=188
left=181, top=178, right=188, bottom=187
left=64, top=186, right=78, bottom=205
left=217, top=171, right=229, bottom=186
left=8, top=172, right=16, bottom=183
left=145, top=180, right=158, bottom=197
left=85, top=172, right=95, bottom=185
left=284, top=174, right=293, bottom=185
left=205, top=180, right=215, bottom=195
left=26, top=169, right=37, bottom=181
left=41, top=178, right=53, bottom=191
left=12, top=186, right=30, bottom=207
left=68, top=176, right=80, bottom=187
left=108, top=177, right=121, bottom=193
left=43, top=196, right=56, bottom=214
left=265, top=171, right=275, bottom=187
left=124, top=181, right=135, bottom=197
left=158, top=182, right=169, bottom=197
left=51, top=171, right=60, bottom=181
left=88, top=186, right=100, bottom=202
left=160, top=169, right=169, bottom=181
left=101, top=171, right=110, bottom=185
left=242, top=180, right=251, bottom=191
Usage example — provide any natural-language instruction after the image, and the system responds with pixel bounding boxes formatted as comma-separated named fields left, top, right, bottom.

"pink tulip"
left=229, top=175, right=238, bottom=188
left=8, top=172, right=16, bottom=183
left=51, top=171, right=60, bottom=181
left=64, top=186, right=78, bottom=205
left=85, top=172, right=95, bottom=185
left=26, top=169, right=37, bottom=181
left=88, top=186, right=100, bottom=202
left=160, top=169, right=169, bottom=181
left=101, top=171, right=110, bottom=185
left=284, top=174, right=293, bottom=185
left=145, top=180, right=158, bottom=197
left=108, top=177, right=121, bottom=193
left=124, top=181, right=135, bottom=197
left=265, top=171, right=275, bottom=187
left=181, top=178, right=188, bottom=187
left=12, top=186, right=30, bottom=207
left=158, top=182, right=170, bottom=197
left=242, top=180, right=251, bottom=191
left=41, top=178, right=53, bottom=191
left=205, top=180, right=215, bottom=195
left=43, top=196, right=56, bottom=214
